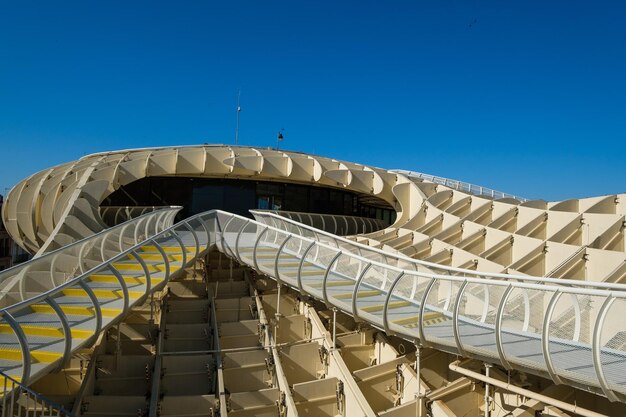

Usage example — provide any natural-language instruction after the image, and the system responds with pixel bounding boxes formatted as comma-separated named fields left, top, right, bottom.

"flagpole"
left=235, top=90, right=241, bottom=145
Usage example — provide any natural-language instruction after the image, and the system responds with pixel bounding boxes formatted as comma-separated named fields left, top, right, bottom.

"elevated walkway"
left=1, top=209, right=626, bottom=410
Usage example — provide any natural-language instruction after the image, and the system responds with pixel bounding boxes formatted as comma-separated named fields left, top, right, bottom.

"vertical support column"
left=415, top=341, right=422, bottom=417
left=275, top=283, right=282, bottom=345
left=211, top=299, right=228, bottom=417
left=148, top=296, right=165, bottom=417
left=332, top=307, right=338, bottom=351
left=115, top=323, right=122, bottom=365
left=484, top=363, right=492, bottom=417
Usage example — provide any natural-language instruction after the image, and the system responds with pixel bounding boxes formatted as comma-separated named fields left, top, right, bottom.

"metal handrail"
left=215, top=211, right=626, bottom=401
left=2, top=209, right=625, bottom=402
left=0, top=369, right=75, bottom=416
left=0, top=210, right=208, bottom=315
left=251, top=210, right=626, bottom=292
left=392, top=169, right=528, bottom=202
left=254, top=209, right=388, bottom=235
left=243, top=211, right=626, bottom=297
left=0, top=209, right=212, bottom=385
left=0, top=207, right=182, bottom=309
left=98, top=205, right=174, bottom=226
left=0, top=207, right=180, bottom=283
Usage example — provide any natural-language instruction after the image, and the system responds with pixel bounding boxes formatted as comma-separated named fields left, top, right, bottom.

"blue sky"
left=0, top=1, right=624, bottom=201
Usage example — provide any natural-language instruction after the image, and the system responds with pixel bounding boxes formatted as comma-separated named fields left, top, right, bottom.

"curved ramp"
left=1, top=210, right=626, bottom=404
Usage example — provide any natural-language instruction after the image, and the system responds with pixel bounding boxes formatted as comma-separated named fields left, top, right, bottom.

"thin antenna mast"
left=235, top=90, right=241, bottom=145
left=277, top=128, right=284, bottom=150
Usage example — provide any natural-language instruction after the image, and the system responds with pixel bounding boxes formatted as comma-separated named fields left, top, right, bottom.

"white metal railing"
left=215, top=211, right=626, bottom=402
left=0, top=370, right=74, bottom=416
left=253, top=210, right=388, bottom=236
left=1, top=210, right=625, bottom=403
left=99, top=205, right=174, bottom=227
left=251, top=211, right=626, bottom=292
left=0, top=207, right=182, bottom=310
left=0, top=206, right=193, bottom=386
left=392, top=169, right=528, bottom=202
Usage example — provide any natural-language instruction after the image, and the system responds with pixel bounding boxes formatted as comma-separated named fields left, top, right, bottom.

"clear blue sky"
left=1, top=1, right=624, bottom=201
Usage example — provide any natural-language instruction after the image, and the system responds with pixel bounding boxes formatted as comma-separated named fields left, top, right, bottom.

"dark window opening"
left=102, top=177, right=396, bottom=223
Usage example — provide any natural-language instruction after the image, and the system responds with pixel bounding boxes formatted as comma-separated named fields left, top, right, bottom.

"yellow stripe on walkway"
left=62, top=288, right=144, bottom=299
left=0, top=324, right=93, bottom=339
left=0, top=348, right=62, bottom=363
left=361, top=300, right=410, bottom=313
left=31, top=304, right=120, bottom=317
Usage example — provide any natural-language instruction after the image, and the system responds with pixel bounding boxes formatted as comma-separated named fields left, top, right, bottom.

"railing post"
left=382, top=271, right=405, bottom=336
left=331, top=216, right=338, bottom=235
left=132, top=217, right=144, bottom=244
left=452, top=280, right=469, bottom=357
left=45, top=297, right=73, bottom=372
left=542, top=290, right=564, bottom=385
left=197, top=213, right=214, bottom=249
left=151, top=237, right=173, bottom=281
left=297, top=241, right=317, bottom=293
left=183, top=222, right=201, bottom=260
left=119, top=223, right=131, bottom=252
left=78, top=280, right=102, bottom=343
left=144, top=213, right=156, bottom=241
left=494, top=285, right=514, bottom=370
left=351, top=262, right=373, bottom=320
left=0, top=311, right=31, bottom=385
left=322, top=251, right=343, bottom=307
left=129, top=250, right=152, bottom=297
left=252, top=227, right=270, bottom=272
left=109, top=266, right=131, bottom=314
left=169, top=232, right=188, bottom=268
left=418, top=279, right=436, bottom=346
left=77, top=239, right=89, bottom=275
left=273, top=235, right=292, bottom=285
left=592, top=296, right=619, bottom=402
left=233, top=220, right=250, bottom=264
left=217, top=216, right=237, bottom=259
